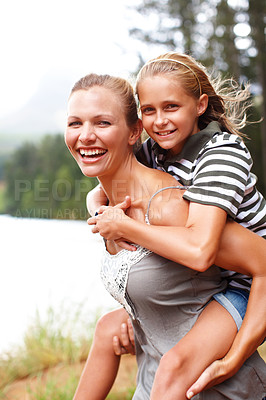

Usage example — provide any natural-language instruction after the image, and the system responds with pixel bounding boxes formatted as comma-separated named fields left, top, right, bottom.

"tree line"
left=2, top=0, right=265, bottom=220
left=2, top=122, right=264, bottom=222
left=129, top=0, right=266, bottom=194
left=3, top=134, right=98, bottom=219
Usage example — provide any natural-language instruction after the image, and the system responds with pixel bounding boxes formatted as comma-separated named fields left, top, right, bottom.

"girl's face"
left=65, top=87, right=136, bottom=179
left=138, top=75, right=208, bottom=155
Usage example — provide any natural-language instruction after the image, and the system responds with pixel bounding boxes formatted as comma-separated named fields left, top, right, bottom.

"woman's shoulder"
left=143, top=165, right=177, bottom=186
left=143, top=168, right=189, bottom=227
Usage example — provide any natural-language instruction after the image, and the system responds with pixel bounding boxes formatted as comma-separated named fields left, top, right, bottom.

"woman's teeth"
left=80, top=148, right=107, bottom=157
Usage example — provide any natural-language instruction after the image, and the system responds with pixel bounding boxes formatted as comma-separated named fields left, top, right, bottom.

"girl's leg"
left=73, top=307, right=129, bottom=400
left=150, top=300, right=238, bottom=400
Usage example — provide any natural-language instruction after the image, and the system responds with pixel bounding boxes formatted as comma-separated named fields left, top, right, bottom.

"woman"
left=65, top=73, right=266, bottom=399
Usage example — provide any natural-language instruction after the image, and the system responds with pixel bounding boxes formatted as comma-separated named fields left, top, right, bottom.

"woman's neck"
left=98, top=155, right=147, bottom=206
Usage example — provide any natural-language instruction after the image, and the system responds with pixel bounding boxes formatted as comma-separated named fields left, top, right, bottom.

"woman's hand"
left=113, top=318, right=136, bottom=356
left=186, top=357, right=237, bottom=398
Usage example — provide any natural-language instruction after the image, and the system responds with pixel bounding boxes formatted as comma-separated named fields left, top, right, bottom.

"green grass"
left=0, top=303, right=136, bottom=400
left=2, top=299, right=263, bottom=400
left=0, top=303, right=94, bottom=390
left=107, top=386, right=136, bottom=400
left=0, top=183, right=6, bottom=213
left=26, top=373, right=80, bottom=400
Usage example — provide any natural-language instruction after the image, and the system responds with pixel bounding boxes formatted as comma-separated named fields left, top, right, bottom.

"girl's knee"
left=159, top=344, right=191, bottom=377
left=153, top=347, right=193, bottom=397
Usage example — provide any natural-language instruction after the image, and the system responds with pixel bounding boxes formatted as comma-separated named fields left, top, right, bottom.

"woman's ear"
left=197, top=94, right=208, bottom=116
left=128, top=119, right=143, bottom=145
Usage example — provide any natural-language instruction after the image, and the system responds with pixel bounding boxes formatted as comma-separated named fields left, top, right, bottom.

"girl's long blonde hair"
left=136, top=52, right=252, bottom=137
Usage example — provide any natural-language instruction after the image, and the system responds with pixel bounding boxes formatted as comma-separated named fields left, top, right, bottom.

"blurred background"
left=0, top=0, right=265, bottom=362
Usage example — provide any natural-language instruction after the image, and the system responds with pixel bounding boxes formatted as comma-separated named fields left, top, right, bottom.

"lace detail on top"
left=101, top=185, right=186, bottom=315
left=100, top=245, right=152, bottom=316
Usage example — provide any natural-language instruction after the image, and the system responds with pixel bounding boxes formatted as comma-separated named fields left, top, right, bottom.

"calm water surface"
left=0, top=215, right=117, bottom=353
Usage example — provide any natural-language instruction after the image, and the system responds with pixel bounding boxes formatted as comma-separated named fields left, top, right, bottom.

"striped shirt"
left=136, top=121, right=266, bottom=291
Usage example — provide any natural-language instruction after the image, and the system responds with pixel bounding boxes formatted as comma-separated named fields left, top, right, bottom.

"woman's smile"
left=65, top=86, right=136, bottom=178
left=78, top=147, right=108, bottom=163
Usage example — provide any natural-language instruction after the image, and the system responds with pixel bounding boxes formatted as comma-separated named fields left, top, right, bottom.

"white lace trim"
left=100, top=245, right=152, bottom=316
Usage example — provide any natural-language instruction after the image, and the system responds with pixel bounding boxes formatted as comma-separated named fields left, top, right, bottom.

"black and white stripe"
left=136, top=123, right=266, bottom=291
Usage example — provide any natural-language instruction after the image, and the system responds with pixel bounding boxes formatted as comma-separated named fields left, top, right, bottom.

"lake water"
left=0, top=215, right=117, bottom=353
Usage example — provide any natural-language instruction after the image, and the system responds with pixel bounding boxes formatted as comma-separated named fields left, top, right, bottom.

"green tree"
left=3, top=135, right=98, bottom=219
left=248, top=0, right=266, bottom=191
left=129, top=0, right=266, bottom=195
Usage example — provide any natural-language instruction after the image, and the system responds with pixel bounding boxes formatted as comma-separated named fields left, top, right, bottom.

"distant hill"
left=0, top=71, right=74, bottom=179
left=0, top=71, right=74, bottom=138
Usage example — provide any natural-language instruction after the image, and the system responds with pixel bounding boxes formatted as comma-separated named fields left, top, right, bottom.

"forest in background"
left=129, top=0, right=266, bottom=192
left=1, top=134, right=98, bottom=219
left=0, top=0, right=265, bottom=218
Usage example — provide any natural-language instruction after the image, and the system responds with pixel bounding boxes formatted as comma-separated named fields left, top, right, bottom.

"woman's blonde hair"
left=136, top=52, right=252, bottom=137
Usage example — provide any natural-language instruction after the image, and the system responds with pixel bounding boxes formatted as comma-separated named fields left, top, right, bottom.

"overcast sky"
left=0, top=0, right=250, bottom=135
left=0, top=0, right=156, bottom=134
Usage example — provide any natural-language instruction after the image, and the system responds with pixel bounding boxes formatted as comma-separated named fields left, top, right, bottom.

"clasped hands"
left=87, top=195, right=137, bottom=251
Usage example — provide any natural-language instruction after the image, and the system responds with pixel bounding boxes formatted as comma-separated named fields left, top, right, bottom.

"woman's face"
left=65, top=86, right=134, bottom=178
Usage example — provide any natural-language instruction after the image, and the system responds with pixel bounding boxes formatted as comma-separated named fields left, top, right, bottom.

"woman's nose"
left=79, top=123, right=96, bottom=143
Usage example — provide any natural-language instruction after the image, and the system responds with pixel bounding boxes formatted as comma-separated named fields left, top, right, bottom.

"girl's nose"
left=154, top=113, right=168, bottom=128
left=79, top=123, right=96, bottom=143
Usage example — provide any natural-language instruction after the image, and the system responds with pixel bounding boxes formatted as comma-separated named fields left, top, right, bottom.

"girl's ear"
left=128, top=119, right=143, bottom=145
left=197, top=94, right=208, bottom=116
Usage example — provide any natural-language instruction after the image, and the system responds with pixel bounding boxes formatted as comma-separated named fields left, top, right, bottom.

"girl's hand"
left=113, top=318, right=135, bottom=356
left=186, top=357, right=235, bottom=399
left=88, top=206, right=127, bottom=239
left=87, top=196, right=137, bottom=251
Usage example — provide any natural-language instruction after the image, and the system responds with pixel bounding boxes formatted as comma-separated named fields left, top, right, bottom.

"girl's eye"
left=165, top=104, right=179, bottom=110
left=141, top=107, right=154, bottom=115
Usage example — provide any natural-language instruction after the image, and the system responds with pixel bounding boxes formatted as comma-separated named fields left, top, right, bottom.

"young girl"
left=71, top=62, right=266, bottom=399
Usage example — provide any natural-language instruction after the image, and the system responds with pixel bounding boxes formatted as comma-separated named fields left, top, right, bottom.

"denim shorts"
left=213, top=288, right=249, bottom=331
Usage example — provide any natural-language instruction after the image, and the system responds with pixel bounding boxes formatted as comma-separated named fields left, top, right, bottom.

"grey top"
left=100, top=188, right=266, bottom=399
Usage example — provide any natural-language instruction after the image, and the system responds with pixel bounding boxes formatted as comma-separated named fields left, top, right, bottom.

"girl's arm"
left=86, top=184, right=107, bottom=216
left=89, top=200, right=228, bottom=271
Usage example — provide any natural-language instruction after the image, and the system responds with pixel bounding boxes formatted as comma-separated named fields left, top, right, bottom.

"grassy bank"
left=0, top=304, right=137, bottom=399
left=0, top=303, right=265, bottom=399
left=0, top=182, right=6, bottom=213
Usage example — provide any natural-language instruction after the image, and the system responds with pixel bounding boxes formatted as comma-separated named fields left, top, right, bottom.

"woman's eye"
left=98, top=120, right=111, bottom=126
left=68, top=121, right=81, bottom=127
